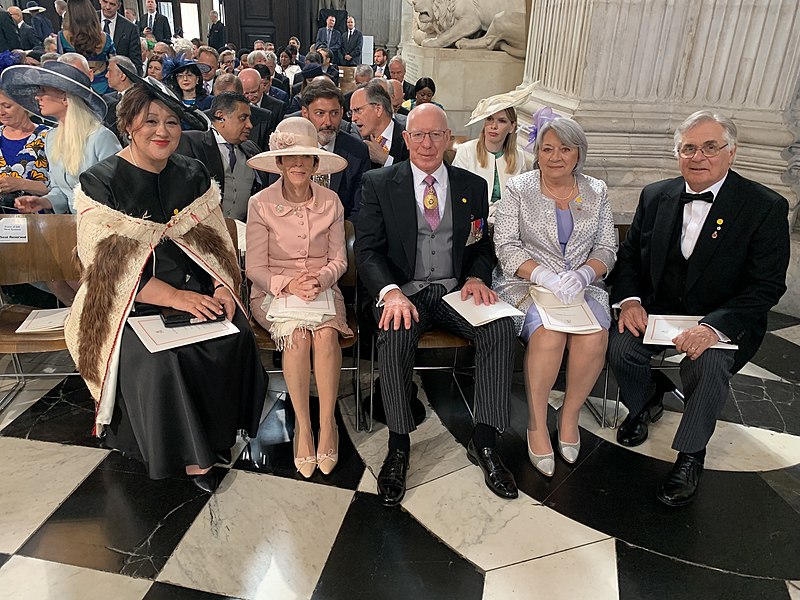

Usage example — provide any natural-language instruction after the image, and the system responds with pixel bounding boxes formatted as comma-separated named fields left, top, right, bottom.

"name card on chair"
left=0, top=217, right=27, bottom=243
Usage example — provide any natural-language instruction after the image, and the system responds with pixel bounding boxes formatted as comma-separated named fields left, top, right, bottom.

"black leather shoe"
left=657, top=454, right=703, bottom=507
left=377, top=448, right=409, bottom=507
left=467, top=440, right=518, bottom=499
left=192, top=470, right=219, bottom=494
left=616, top=390, right=666, bottom=447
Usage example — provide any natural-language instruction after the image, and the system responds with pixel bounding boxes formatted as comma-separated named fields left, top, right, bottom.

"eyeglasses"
left=678, top=141, right=729, bottom=158
left=406, top=130, right=447, bottom=143
left=176, top=72, right=197, bottom=79
left=347, top=103, right=377, bottom=118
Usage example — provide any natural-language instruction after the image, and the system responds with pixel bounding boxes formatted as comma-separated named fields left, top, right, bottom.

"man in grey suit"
left=99, top=0, right=142, bottom=75
left=355, top=103, right=519, bottom=507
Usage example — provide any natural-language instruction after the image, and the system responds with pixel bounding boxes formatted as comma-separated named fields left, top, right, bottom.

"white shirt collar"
left=377, top=118, right=394, bottom=146
left=320, top=137, right=335, bottom=153
left=409, top=160, right=447, bottom=189
left=102, top=13, right=117, bottom=23
left=685, top=172, right=727, bottom=199
left=212, top=126, right=230, bottom=146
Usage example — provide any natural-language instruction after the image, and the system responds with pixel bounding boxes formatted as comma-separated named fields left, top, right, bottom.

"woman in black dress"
left=64, top=71, right=266, bottom=493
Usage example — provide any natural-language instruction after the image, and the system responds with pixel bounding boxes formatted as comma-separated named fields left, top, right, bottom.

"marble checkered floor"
left=1, top=312, right=800, bottom=600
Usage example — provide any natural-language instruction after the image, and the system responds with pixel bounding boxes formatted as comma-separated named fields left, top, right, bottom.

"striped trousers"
left=373, top=284, right=515, bottom=434
left=607, top=326, right=736, bottom=453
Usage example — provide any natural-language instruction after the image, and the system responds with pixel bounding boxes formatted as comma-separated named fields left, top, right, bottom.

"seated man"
left=350, top=79, right=408, bottom=169
left=608, top=110, right=790, bottom=507
left=355, top=103, right=518, bottom=507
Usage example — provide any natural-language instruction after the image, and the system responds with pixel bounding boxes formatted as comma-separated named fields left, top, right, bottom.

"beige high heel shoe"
left=316, top=425, right=339, bottom=476
left=293, top=435, right=317, bottom=479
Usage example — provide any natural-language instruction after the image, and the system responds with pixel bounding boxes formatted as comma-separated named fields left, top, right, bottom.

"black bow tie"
left=680, top=191, right=714, bottom=204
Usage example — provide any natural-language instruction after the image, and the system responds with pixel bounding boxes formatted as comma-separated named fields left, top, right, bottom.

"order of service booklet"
left=643, top=315, right=738, bottom=350
left=442, top=291, right=524, bottom=326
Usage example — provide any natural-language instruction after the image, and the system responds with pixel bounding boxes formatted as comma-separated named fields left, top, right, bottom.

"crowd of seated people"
left=0, top=6, right=790, bottom=511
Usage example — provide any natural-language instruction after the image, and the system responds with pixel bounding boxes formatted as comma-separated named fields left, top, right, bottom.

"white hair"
left=673, top=110, right=738, bottom=156
left=58, top=53, right=91, bottom=78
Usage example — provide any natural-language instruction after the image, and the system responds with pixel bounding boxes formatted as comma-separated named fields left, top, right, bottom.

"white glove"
left=530, top=265, right=561, bottom=294
left=557, top=265, right=595, bottom=304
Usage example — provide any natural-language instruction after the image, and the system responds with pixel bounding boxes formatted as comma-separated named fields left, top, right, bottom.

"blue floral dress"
left=0, top=123, right=50, bottom=213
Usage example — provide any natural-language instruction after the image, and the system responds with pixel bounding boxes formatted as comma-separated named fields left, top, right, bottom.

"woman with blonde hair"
left=58, top=0, right=116, bottom=94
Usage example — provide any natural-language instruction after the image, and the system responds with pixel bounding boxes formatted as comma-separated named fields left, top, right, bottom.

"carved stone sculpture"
left=409, top=0, right=527, bottom=59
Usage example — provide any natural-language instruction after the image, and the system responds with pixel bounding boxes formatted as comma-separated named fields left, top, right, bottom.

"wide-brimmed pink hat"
left=247, top=117, right=348, bottom=175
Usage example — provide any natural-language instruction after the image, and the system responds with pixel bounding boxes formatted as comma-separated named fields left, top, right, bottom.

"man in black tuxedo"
left=355, top=103, right=518, bottom=506
left=350, top=80, right=408, bottom=169
left=388, top=56, right=415, bottom=101
left=8, top=6, right=39, bottom=50
left=608, top=110, right=790, bottom=507
left=212, top=73, right=274, bottom=152
left=176, top=93, right=267, bottom=221
left=99, top=0, right=142, bottom=75
left=341, top=16, right=363, bottom=66
left=300, top=80, right=370, bottom=222
left=240, top=67, right=284, bottom=133
left=207, top=10, right=225, bottom=50
left=139, top=0, right=171, bottom=43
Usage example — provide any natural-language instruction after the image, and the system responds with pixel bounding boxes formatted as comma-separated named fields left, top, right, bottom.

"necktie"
left=226, top=143, right=237, bottom=171
left=377, top=135, right=389, bottom=154
left=423, top=175, right=440, bottom=230
left=103, top=19, right=110, bottom=35
left=680, top=191, right=714, bottom=204
left=148, top=13, right=153, bottom=29
left=327, top=29, right=331, bottom=44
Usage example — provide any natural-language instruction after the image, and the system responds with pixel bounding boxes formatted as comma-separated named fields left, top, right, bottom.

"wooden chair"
left=0, top=214, right=80, bottom=413
left=339, top=66, right=356, bottom=94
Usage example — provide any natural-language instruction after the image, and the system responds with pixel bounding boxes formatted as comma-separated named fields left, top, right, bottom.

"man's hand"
left=378, top=289, right=419, bottom=330
left=344, top=54, right=352, bottom=61
left=14, top=195, right=52, bottom=213
left=673, top=325, right=719, bottom=360
left=617, top=299, right=648, bottom=336
left=364, top=139, right=388, bottom=164
left=461, top=278, right=497, bottom=305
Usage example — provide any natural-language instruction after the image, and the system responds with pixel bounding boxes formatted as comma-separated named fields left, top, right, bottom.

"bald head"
left=407, top=102, right=447, bottom=131
left=7, top=7, right=22, bottom=23
left=388, top=79, right=404, bottom=110
left=238, top=68, right=264, bottom=104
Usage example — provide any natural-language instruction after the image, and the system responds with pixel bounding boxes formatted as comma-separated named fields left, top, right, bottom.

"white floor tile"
left=787, top=581, right=800, bottom=600
left=482, top=539, right=618, bottom=600
left=0, top=377, right=62, bottom=432
left=402, top=467, right=606, bottom=571
left=773, top=324, right=800, bottom=346
left=157, top=470, right=353, bottom=600
left=356, top=468, right=376, bottom=495
left=0, top=438, right=108, bottom=554
left=0, top=556, right=152, bottom=600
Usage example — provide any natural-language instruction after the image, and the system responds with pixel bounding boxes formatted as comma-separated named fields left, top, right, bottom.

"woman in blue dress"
left=57, top=0, right=116, bottom=95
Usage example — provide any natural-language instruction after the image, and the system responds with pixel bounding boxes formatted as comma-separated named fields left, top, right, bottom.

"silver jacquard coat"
left=492, top=170, right=617, bottom=334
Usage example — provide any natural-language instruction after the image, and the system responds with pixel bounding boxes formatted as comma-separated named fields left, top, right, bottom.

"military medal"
left=424, top=189, right=438, bottom=210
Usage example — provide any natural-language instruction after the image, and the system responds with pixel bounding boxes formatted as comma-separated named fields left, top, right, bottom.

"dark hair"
left=211, top=92, right=249, bottom=120
left=64, top=0, right=104, bottom=56
left=286, top=45, right=298, bottom=59
left=305, top=51, right=322, bottom=65
left=167, top=63, right=206, bottom=100
left=191, top=38, right=201, bottom=47
left=301, top=79, right=344, bottom=108
left=116, top=85, right=180, bottom=136
left=415, top=77, right=435, bottom=96
left=252, top=63, right=272, bottom=80
left=238, top=49, right=250, bottom=59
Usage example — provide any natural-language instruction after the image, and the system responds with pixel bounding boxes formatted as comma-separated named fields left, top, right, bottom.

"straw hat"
left=0, top=61, right=108, bottom=120
left=247, top=117, right=348, bottom=175
left=465, top=81, right=538, bottom=127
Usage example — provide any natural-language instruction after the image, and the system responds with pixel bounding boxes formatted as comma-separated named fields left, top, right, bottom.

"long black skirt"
left=105, top=308, right=267, bottom=479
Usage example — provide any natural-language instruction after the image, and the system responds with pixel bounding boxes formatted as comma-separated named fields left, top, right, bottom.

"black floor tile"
left=760, top=464, right=800, bottom=516
left=616, top=540, right=790, bottom=600
left=143, top=582, right=243, bottom=600
left=0, top=553, right=9, bottom=570
left=767, top=311, right=800, bottom=332
left=546, top=442, right=800, bottom=580
left=0, top=376, right=100, bottom=447
left=752, top=334, right=800, bottom=383
left=312, top=492, right=484, bottom=600
left=234, top=397, right=365, bottom=490
left=17, top=453, right=215, bottom=579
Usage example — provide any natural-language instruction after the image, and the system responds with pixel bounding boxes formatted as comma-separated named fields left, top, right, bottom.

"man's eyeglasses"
left=678, top=141, right=729, bottom=159
left=347, top=102, right=377, bottom=118
left=406, top=130, right=447, bottom=143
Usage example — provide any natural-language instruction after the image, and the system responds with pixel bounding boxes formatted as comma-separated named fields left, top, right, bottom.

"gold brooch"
left=461, top=197, right=467, bottom=203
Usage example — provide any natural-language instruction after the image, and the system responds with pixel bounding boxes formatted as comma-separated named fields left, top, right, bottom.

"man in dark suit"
left=388, top=56, right=415, bottom=101
left=608, top=110, right=790, bottom=507
left=212, top=73, right=274, bottom=152
left=251, top=63, right=288, bottom=104
left=372, top=47, right=388, bottom=77
left=355, top=103, right=518, bottom=506
left=139, top=0, right=171, bottom=43
left=300, top=80, right=370, bottom=221
left=0, top=10, right=21, bottom=52
left=314, top=15, right=342, bottom=64
left=103, top=55, right=136, bottom=142
left=240, top=67, right=285, bottom=133
left=176, top=93, right=267, bottom=221
left=350, top=80, right=409, bottom=169
left=8, top=6, right=40, bottom=50
left=341, top=16, right=363, bottom=66
left=99, top=0, right=142, bottom=75
left=207, top=10, right=225, bottom=50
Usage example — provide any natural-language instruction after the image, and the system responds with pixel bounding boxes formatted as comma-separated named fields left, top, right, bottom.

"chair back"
left=339, top=66, right=356, bottom=94
left=340, top=220, right=356, bottom=288
left=0, top=214, right=79, bottom=285
left=615, top=224, right=631, bottom=245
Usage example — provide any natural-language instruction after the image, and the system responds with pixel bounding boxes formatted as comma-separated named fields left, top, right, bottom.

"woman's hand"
left=558, top=265, right=595, bottom=304
left=287, top=273, right=321, bottom=302
left=530, top=265, right=561, bottom=294
left=213, top=285, right=236, bottom=320
left=14, top=195, right=52, bottom=213
left=170, top=289, right=224, bottom=321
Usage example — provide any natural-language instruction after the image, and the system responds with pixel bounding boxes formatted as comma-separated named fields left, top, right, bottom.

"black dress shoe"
left=616, top=390, right=665, bottom=447
left=467, top=440, right=518, bottom=499
left=377, top=448, right=409, bottom=507
left=192, top=470, right=219, bottom=494
left=657, top=454, right=703, bottom=507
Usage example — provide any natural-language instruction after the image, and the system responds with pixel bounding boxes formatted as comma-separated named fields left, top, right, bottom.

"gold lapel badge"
left=461, top=197, right=467, bottom=203
left=712, top=218, right=723, bottom=239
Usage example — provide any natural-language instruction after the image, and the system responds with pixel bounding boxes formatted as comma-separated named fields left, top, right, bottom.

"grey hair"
left=362, top=79, right=393, bottom=115
left=248, top=50, right=267, bottom=65
left=109, top=55, right=136, bottom=74
left=173, top=38, right=194, bottom=56
left=354, top=64, right=373, bottom=79
left=673, top=110, right=737, bottom=156
left=210, top=10, right=219, bottom=18
left=373, top=77, right=391, bottom=94
left=58, top=53, right=90, bottom=76
left=531, top=117, right=588, bottom=174
left=263, top=51, right=277, bottom=65
left=388, top=55, right=405, bottom=69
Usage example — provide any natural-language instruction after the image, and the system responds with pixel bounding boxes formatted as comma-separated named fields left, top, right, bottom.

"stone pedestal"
left=402, top=45, right=524, bottom=136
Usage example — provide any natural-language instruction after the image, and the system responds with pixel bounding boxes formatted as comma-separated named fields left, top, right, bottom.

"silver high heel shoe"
left=526, top=430, right=554, bottom=477
left=557, top=417, right=581, bottom=464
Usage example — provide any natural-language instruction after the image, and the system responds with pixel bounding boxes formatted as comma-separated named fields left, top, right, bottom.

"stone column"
left=359, top=0, right=402, bottom=54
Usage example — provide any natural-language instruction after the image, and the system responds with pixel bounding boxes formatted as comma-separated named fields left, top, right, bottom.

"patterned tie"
left=377, top=135, right=389, bottom=154
left=148, top=13, right=153, bottom=29
left=103, top=19, right=111, bottom=35
left=423, top=175, right=440, bottom=230
left=226, top=143, right=237, bottom=171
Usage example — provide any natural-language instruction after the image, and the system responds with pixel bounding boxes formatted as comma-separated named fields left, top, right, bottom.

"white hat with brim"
left=465, top=81, right=539, bottom=127
left=0, top=62, right=107, bottom=121
left=22, top=3, right=46, bottom=14
left=247, top=117, right=348, bottom=176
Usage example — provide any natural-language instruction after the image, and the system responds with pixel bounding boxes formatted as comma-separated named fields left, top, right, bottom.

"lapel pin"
left=716, top=218, right=724, bottom=225
left=712, top=232, right=718, bottom=239
left=461, top=197, right=468, bottom=203
left=173, top=208, right=179, bottom=215
left=712, top=218, right=723, bottom=239
left=575, top=197, right=582, bottom=203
